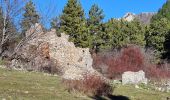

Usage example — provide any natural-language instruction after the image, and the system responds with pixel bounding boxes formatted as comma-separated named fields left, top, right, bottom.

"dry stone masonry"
left=11, top=23, right=98, bottom=80
left=122, top=70, right=148, bottom=85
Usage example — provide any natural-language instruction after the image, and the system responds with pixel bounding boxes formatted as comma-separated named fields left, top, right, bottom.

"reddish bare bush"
left=62, top=74, right=113, bottom=96
left=145, top=64, right=170, bottom=80
left=93, top=46, right=145, bottom=79
left=93, top=45, right=170, bottom=80
left=108, top=46, right=145, bottom=78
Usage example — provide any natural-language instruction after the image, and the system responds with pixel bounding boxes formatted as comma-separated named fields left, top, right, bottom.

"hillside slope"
left=0, top=68, right=90, bottom=100
left=0, top=68, right=169, bottom=100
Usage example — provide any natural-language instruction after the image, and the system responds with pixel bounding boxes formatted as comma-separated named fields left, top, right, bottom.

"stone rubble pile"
left=11, top=23, right=99, bottom=80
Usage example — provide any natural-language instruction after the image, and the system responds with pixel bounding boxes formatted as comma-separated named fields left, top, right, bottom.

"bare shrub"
left=93, top=45, right=145, bottom=79
left=93, top=45, right=170, bottom=80
left=62, top=74, right=113, bottom=96
left=145, top=64, right=170, bottom=80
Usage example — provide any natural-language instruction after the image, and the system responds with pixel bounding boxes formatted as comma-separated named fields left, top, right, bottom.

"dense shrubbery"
left=93, top=45, right=170, bottom=80
left=62, top=74, right=113, bottom=96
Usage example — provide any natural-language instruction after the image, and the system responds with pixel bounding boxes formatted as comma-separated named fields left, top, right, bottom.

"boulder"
left=11, top=23, right=98, bottom=80
left=122, top=70, right=148, bottom=85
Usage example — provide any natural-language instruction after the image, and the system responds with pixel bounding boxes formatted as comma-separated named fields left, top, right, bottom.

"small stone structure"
left=11, top=23, right=99, bottom=80
left=122, top=70, right=148, bottom=85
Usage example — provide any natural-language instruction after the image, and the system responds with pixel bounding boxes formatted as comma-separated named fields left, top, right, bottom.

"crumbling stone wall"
left=11, top=23, right=98, bottom=80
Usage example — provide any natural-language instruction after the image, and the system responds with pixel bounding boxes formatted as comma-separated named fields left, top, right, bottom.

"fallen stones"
left=154, top=80, right=170, bottom=92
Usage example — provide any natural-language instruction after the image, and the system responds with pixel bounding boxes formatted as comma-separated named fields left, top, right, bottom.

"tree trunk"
left=0, top=13, right=7, bottom=56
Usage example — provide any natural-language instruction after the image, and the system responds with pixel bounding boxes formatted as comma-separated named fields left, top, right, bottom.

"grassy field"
left=0, top=67, right=169, bottom=100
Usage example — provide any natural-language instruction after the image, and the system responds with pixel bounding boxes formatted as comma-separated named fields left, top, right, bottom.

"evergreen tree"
left=51, top=16, right=61, bottom=36
left=104, top=19, right=146, bottom=49
left=21, top=0, right=40, bottom=37
left=87, top=4, right=104, bottom=31
left=126, top=19, right=146, bottom=46
left=164, top=30, right=170, bottom=59
left=87, top=4, right=105, bottom=52
left=60, top=0, right=88, bottom=47
left=151, top=0, right=170, bottom=22
left=146, top=0, right=170, bottom=60
left=51, top=16, right=60, bottom=31
left=104, top=19, right=130, bottom=49
left=146, top=18, right=170, bottom=59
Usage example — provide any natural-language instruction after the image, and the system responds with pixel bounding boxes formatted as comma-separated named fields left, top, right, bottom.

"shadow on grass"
left=90, top=94, right=130, bottom=100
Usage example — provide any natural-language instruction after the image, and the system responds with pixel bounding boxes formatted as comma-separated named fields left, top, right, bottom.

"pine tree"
left=51, top=16, right=60, bottom=31
left=151, top=0, right=170, bottom=22
left=87, top=4, right=105, bottom=52
left=146, top=18, right=170, bottom=59
left=104, top=19, right=130, bottom=49
left=104, top=18, right=146, bottom=50
left=51, top=16, right=61, bottom=36
left=164, top=30, right=170, bottom=59
left=126, top=19, right=146, bottom=46
left=87, top=4, right=104, bottom=32
left=21, top=0, right=40, bottom=37
left=60, top=0, right=88, bottom=47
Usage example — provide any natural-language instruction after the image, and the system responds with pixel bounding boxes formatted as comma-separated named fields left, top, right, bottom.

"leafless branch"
left=0, top=0, right=27, bottom=55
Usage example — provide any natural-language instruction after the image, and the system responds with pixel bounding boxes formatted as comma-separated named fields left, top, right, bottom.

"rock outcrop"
left=11, top=23, right=97, bottom=80
left=121, top=12, right=156, bottom=24
left=122, top=70, right=148, bottom=85
left=122, top=12, right=135, bottom=22
left=135, top=12, right=156, bottom=24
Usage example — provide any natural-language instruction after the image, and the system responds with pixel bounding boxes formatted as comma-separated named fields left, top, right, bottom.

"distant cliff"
left=121, top=12, right=156, bottom=24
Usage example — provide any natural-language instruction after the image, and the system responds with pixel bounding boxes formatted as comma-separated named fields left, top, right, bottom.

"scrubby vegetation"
left=63, top=74, right=113, bottom=96
left=1, top=0, right=170, bottom=99
left=93, top=45, right=170, bottom=80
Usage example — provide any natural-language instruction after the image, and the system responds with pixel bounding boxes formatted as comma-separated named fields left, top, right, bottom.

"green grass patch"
left=0, top=59, right=6, bottom=65
left=0, top=67, right=169, bottom=100
left=0, top=68, right=89, bottom=100
left=113, top=84, right=170, bottom=100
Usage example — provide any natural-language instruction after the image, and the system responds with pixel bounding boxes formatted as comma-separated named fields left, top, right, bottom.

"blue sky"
left=32, top=0, right=167, bottom=26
